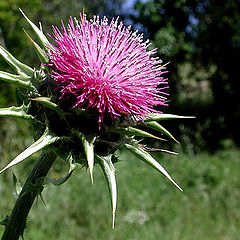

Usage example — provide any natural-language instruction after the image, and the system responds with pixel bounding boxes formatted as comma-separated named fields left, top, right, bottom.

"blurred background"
left=0, top=0, right=239, bottom=239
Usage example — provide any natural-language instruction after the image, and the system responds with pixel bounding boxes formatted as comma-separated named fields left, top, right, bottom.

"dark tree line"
left=130, top=0, right=240, bottom=151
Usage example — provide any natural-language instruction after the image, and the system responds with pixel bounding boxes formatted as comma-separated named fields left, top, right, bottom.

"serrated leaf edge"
left=0, top=104, right=35, bottom=121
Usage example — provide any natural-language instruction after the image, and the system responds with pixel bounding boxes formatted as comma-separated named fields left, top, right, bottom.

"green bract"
left=0, top=10, right=194, bottom=228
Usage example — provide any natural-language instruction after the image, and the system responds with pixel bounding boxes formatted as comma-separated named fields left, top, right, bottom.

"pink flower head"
left=48, top=15, right=168, bottom=125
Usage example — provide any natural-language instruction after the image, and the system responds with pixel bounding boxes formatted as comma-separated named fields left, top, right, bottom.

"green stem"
left=1, top=150, right=57, bottom=240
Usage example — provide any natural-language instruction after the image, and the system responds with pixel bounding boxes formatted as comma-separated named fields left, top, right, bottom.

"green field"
left=0, top=144, right=239, bottom=240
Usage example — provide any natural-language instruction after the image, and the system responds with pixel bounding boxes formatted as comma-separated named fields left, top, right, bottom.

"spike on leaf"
left=19, top=8, right=51, bottom=50
left=124, top=143, right=183, bottom=192
left=0, top=128, right=60, bottom=174
left=145, top=113, right=195, bottom=122
left=112, top=126, right=166, bottom=141
left=96, top=154, right=117, bottom=228
left=0, top=45, right=34, bottom=76
left=23, top=29, right=49, bottom=64
left=141, top=145, right=179, bottom=155
left=146, top=121, right=179, bottom=143
left=80, top=134, right=96, bottom=183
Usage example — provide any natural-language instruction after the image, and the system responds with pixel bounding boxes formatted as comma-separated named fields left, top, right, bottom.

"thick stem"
left=1, top=150, right=57, bottom=240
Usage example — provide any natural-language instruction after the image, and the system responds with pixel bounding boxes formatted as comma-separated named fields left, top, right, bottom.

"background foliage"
left=0, top=0, right=239, bottom=239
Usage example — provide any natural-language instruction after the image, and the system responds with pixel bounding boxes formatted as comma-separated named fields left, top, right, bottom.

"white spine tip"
left=90, top=170, right=94, bottom=184
left=173, top=181, right=183, bottom=192
left=112, top=212, right=115, bottom=229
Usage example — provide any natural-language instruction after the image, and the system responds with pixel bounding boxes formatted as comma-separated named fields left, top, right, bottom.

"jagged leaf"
left=0, top=129, right=60, bottom=174
left=23, top=29, right=49, bottom=64
left=112, top=126, right=166, bottom=141
left=146, top=121, right=179, bottom=143
left=80, top=134, right=96, bottom=183
left=124, top=143, right=183, bottom=192
left=0, top=45, right=34, bottom=76
left=20, top=9, right=50, bottom=50
left=145, top=113, right=195, bottom=122
left=0, top=105, right=35, bottom=121
left=0, top=71, right=36, bottom=91
left=30, top=97, right=63, bottom=115
left=96, top=154, right=117, bottom=228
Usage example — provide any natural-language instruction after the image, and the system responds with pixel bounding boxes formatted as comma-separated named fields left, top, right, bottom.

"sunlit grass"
left=1, top=146, right=239, bottom=239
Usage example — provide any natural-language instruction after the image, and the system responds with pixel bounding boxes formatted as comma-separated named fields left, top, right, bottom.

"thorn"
left=39, top=22, right=43, bottom=32
left=82, top=7, right=85, bottom=25
left=112, top=211, right=115, bottom=229
left=172, top=137, right=180, bottom=144
left=171, top=179, right=183, bottom=192
left=89, top=168, right=94, bottom=184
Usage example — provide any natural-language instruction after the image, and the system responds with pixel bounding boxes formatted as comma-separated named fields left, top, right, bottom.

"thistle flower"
left=0, top=10, right=193, bottom=236
left=48, top=15, right=169, bottom=125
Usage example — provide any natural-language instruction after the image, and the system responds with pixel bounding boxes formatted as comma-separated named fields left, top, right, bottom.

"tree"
left=193, top=0, right=240, bottom=145
left=131, top=0, right=240, bottom=149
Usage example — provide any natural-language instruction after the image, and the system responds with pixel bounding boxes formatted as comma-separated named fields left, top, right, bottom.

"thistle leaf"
left=0, top=105, right=35, bottom=121
left=23, top=29, right=49, bottom=64
left=29, top=97, right=63, bottom=115
left=0, top=45, right=34, bottom=76
left=80, top=134, right=96, bottom=183
left=146, top=121, right=179, bottom=143
left=19, top=9, right=50, bottom=50
left=96, top=154, right=117, bottom=228
left=0, top=71, right=36, bottom=91
left=0, top=129, right=60, bottom=174
left=145, top=113, right=195, bottom=122
left=112, top=126, right=166, bottom=141
left=124, top=143, right=183, bottom=192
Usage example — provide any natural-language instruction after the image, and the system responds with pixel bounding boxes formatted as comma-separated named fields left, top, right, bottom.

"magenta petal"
left=48, top=14, right=168, bottom=125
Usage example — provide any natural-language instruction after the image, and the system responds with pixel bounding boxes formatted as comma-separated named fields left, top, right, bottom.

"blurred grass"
left=0, top=141, right=239, bottom=239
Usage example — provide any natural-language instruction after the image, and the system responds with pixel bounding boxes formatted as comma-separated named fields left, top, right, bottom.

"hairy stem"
left=1, top=150, right=57, bottom=240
